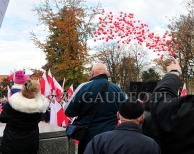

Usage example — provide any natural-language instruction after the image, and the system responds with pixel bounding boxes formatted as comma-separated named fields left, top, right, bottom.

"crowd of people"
left=0, top=58, right=192, bottom=154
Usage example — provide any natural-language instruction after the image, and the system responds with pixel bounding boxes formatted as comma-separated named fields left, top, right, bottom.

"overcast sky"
left=0, top=0, right=186, bottom=75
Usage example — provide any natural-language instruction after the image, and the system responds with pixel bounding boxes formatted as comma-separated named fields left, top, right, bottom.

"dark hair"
left=143, top=93, right=152, bottom=111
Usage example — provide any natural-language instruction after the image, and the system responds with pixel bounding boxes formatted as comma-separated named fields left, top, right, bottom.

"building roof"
left=0, top=75, right=8, bottom=82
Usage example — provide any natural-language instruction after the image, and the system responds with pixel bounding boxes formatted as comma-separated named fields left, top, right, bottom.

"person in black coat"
left=0, top=79, right=49, bottom=154
left=65, top=63, right=126, bottom=154
left=84, top=98, right=161, bottom=154
left=142, top=92, right=160, bottom=146
left=150, top=58, right=194, bottom=154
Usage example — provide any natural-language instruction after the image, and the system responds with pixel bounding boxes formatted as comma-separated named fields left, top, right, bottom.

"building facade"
left=0, top=0, right=10, bottom=28
left=0, top=75, right=8, bottom=82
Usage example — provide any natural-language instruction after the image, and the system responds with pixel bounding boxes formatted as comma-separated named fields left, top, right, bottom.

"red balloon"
left=94, top=10, right=176, bottom=58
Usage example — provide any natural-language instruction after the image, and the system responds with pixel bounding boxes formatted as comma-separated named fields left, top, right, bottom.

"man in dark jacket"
left=65, top=63, right=126, bottom=154
left=150, top=58, right=194, bottom=154
left=84, top=98, right=161, bottom=154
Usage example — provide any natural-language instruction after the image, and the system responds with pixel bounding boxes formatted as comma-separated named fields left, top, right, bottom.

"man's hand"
left=166, top=58, right=182, bottom=76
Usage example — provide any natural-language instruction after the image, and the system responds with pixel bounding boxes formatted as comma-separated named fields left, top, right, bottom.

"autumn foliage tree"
left=31, top=0, right=102, bottom=88
left=128, top=44, right=150, bottom=81
left=29, top=69, right=43, bottom=80
left=94, top=43, right=150, bottom=93
left=168, top=0, right=194, bottom=85
left=94, top=43, right=123, bottom=84
left=0, top=78, right=10, bottom=97
left=152, top=58, right=171, bottom=73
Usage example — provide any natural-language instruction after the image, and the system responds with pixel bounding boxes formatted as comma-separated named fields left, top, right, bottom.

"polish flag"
left=61, top=77, right=66, bottom=91
left=50, top=100, right=68, bottom=126
left=7, top=70, right=14, bottom=82
left=40, top=71, right=51, bottom=96
left=53, top=77, right=63, bottom=99
left=57, top=107, right=69, bottom=126
left=7, top=86, right=12, bottom=99
left=0, top=106, right=2, bottom=114
left=180, top=83, right=187, bottom=96
left=47, top=69, right=55, bottom=91
left=50, top=100, right=57, bottom=126
left=75, top=140, right=79, bottom=145
left=67, top=84, right=74, bottom=100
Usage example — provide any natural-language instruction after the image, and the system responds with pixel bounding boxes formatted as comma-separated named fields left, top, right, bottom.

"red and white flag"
left=62, top=77, right=66, bottom=91
left=0, top=106, right=2, bottom=114
left=53, top=77, right=63, bottom=99
left=67, top=84, right=74, bottom=100
left=7, top=86, right=12, bottom=99
left=7, top=70, right=14, bottom=82
left=40, top=71, right=51, bottom=96
left=47, top=69, right=55, bottom=91
left=180, top=83, right=187, bottom=96
left=50, top=100, right=58, bottom=126
left=50, top=100, right=69, bottom=126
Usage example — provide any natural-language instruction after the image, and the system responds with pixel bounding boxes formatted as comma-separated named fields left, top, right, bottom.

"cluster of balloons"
left=93, top=10, right=178, bottom=59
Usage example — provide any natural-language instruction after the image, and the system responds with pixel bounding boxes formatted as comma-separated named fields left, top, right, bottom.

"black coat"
left=151, top=73, right=194, bottom=154
left=84, top=122, right=161, bottom=154
left=0, top=92, right=49, bottom=154
left=142, top=113, right=160, bottom=147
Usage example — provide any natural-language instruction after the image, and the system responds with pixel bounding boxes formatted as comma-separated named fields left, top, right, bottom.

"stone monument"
left=0, top=122, right=75, bottom=154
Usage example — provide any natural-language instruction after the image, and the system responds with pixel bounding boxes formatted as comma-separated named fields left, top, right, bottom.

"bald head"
left=91, top=63, right=108, bottom=78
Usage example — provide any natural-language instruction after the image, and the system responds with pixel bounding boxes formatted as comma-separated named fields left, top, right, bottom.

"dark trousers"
left=78, top=141, right=87, bottom=154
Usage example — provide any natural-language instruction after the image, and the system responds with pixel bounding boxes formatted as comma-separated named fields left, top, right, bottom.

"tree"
left=167, top=0, right=194, bottom=86
left=141, top=68, right=160, bottom=82
left=128, top=44, right=150, bottom=81
left=94, top=43, right=138, bottom=93
left=94, top=43, right=123, bottom=84
left=118, top=56, right=137, bottom=93
left=31, top=0, right=102, bottom=88
left=0, top=78, right=10, bottom=98
left=94, top=43, right=151, bottom=93
left=152, top=58, right=171, bottom=73
left=29, top=69, right=43, bottom=80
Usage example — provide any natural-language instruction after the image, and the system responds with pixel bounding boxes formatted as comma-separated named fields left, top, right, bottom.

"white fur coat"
left=9, top=92, right=49, bottom=113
